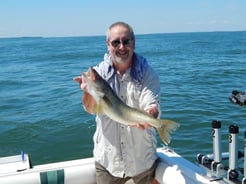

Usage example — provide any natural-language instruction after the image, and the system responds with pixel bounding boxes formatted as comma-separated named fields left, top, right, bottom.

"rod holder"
left=210, top=120, right=225, bottom=176
left=212, top=120, right=222, bottom=163
left=227, top=124, right=239, bottom=180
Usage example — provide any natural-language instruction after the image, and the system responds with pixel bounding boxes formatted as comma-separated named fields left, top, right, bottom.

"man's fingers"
left=73, top=76, right=88, bottom=91
left=73, top=76, right=82, bottom=83
left=145, top=107, right=159, bottom=118
left=130, top=123, right=150, bottom=130
left=143, top=123, right=152, bottom=129
left=136, top=124, right=145, bottom=130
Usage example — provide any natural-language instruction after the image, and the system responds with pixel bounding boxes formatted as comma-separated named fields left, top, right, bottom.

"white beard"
left=113, top=52, right=132, bottom=65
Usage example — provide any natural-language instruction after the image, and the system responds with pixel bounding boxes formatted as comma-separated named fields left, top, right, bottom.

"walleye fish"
left=82, top=67, right=179, bottom=145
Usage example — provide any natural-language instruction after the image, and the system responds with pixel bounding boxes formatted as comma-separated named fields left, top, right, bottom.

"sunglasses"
left=110, top=39, right=133, bottom=48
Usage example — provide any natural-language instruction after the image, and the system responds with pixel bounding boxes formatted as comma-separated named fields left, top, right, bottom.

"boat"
left=0, top=147, right=219, bottom=184
left=0, top=121, right=245, bottom=184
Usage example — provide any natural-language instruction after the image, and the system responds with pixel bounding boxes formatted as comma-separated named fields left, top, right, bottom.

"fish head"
left=82, top=67, right=108, bottom=102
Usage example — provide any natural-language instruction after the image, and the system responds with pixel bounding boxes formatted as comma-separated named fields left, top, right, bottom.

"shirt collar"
left=103, top=53, right=146, bottom=83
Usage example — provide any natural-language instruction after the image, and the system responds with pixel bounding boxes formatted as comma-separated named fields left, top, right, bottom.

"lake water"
left=0, top=31, right=245, bottom=166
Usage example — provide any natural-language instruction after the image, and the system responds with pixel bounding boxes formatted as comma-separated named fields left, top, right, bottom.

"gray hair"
left=106, top=21, right=135, bottom=41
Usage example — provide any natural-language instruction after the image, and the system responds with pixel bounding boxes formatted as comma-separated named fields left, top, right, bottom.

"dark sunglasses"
left=110, top=39, right=133, bottom=48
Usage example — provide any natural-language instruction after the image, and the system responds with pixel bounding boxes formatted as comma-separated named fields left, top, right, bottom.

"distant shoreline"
left=1, top=30, right=245, bottom=39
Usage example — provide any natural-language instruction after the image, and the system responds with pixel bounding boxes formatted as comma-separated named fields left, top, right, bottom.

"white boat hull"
left=0, top=147, right=222, bottom=184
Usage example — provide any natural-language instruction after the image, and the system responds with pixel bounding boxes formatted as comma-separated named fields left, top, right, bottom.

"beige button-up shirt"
left=92, top=53, right=160, bottom=177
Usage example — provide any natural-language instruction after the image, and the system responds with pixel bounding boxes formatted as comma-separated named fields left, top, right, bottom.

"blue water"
left=0, top=32, right=246, bottom=165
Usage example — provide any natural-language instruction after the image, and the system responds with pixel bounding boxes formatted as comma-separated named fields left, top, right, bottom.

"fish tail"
left=157, top=119, right=180, bottom=145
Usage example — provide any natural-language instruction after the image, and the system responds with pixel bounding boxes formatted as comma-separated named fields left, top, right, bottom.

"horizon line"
left=0, top=30, right=245, bottom=39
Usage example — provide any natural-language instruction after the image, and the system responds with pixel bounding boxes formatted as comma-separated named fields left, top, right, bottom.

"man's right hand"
left=73, top=75, right=97, bottom=114
left=73, top=76, right=87, bottom=91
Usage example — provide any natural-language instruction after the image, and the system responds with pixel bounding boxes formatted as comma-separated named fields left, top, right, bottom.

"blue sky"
left=0, top=0, right=245, bottom=38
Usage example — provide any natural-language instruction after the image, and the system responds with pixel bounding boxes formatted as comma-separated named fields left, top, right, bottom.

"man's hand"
left=145, top=106, right=159, bottom=118
left=73, top=76, right=87, bottom=91
left=131, top=106, right=159, bottom=130
left=73, top=75, right=96, bottom=114
left=134, top=123, right=152, bottom=130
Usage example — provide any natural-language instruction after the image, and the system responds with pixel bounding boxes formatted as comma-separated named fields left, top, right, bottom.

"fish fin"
left=157, top=119, right=180, bottom=145
left=96, top=96, right=112, bottom=114
left=86, top=85, right=104, bottom=104
left=91, top=102, right=104, bottom=115
left=91, top=95, right=112, bottom=115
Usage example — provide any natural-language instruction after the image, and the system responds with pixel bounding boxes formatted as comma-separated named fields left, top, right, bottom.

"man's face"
left=107, top=25, right=135, bottom=65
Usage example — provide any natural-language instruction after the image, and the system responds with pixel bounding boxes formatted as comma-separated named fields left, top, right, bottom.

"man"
left=74, top=22, right=160, bottom=184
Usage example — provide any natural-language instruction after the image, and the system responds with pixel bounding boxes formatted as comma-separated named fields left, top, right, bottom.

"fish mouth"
left=82, top=72, right=89, bottom=82
left=82, top=67, right=95, bottom=81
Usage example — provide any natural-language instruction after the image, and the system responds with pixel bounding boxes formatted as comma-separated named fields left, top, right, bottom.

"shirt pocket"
left=126, top=83, right=142, bottom=107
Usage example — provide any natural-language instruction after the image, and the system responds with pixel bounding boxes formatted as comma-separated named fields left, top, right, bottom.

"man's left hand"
left=132, top=106, right=159, bottom=130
